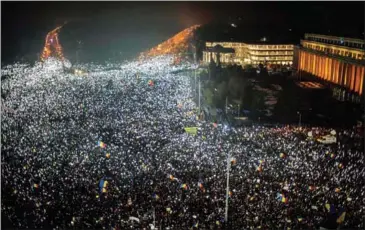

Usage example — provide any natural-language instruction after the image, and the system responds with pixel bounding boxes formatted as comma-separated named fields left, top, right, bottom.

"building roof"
left=304, top=34, right=364, bottom=44
left=206, top=38, right=296, bottom=45
left=206, top=45, right=235, bottom=53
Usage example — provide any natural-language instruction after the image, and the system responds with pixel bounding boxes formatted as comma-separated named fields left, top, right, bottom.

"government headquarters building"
left=293, top=34, right=365, bottom=98
left=202, top=40, right=294, bottom=66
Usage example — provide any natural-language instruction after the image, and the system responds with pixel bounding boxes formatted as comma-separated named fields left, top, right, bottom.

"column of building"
left=298, top=50, right=364, bottom=96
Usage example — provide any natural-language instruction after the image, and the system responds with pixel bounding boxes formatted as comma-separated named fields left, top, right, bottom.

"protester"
left=1, top=56, right=364, bottom=229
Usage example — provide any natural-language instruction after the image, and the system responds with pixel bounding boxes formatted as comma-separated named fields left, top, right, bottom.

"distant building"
left=294, top=34, right=365, bottom=97
left=202, top=40, right=294, bottom=66
left=203, top=45, right=235, bottom=66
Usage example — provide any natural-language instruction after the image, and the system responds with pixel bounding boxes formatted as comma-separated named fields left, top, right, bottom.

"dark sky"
left=1, top=1, right=364, bottom=63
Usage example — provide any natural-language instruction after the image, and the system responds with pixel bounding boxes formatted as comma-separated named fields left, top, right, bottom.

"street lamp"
left=297, top=111, right=302, bottom=127
left=225, top=150, right=231, bottom=223
left=222, top=117, right=235, bottom=225
left=198, top=78, right=201, bottom=115
left=237, top=102, right=240, bottom=117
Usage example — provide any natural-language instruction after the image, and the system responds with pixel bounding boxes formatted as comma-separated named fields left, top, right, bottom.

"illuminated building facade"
left=203, top=41, right=294, bottom=66
left=294, top=34, right=365, bottom=97
left=203, top=45, right=235, bottom=66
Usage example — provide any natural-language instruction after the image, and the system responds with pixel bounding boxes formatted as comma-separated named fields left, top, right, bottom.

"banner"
left=184, top=127, right=198, bottom=135
left=317, top=135, right=337, bottom=144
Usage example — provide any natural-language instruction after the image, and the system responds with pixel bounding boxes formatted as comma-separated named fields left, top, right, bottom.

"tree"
left=244, top=64, right=254, bottom=70
left=203, top=88, right=214, bottom=106
left=214, top=81, right=228, bottom=108
left=251, top=91, right=266, bottom=111
left=228, top=77, right=246, bottom=99
left=216, top=81, right=228, bottom=99
left=208, top=61, right=217, bottom=80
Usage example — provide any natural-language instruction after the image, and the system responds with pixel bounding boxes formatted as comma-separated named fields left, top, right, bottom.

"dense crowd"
left=1, top=57, right=364, bottom=229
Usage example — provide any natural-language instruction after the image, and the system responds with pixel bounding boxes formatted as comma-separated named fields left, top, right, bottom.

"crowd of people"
left=1, top=56, right=364, bottom=229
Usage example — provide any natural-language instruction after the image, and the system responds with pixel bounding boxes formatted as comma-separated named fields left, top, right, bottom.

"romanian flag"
left=184, top=127, right=198, bottom=136
left=325, top=204, right=336, bottom=214
left=229, top=191, right=233, bottom=198
left=198, top=182, right=205, bottom=192
left=308, top=186, right=316, bottom=191
left=102, top=181, right=108, bottom=193
left=280, top=153, right=286, bottom=158
left=99, top=178, right=108, bottom=193
left=277, top=193, right=288, bottom=203
left=330, top=153, right=335, bottom=158
left=192, top=222, right=199, bottom=228
left=257, top=159, right=264, bottom=172
left=98, top=141, right=106, bottom=149
left=148, top=80, right=154, bottom=86
left=281, top=196, right=288, bottom=203
left=181, top=184, right=188, bottom=190
left=338, top=163, right=344, bottom=169
left=257, top=164, right=263, bottom=172
left=152, top=193, right=160, bottom=200
left=336, top=209, right=346, bottom=224
left=231, top=157, right=237, bottom=165
left=33, top=183, right=39, bottom=189
left=169, top=174, right=178, bottom=181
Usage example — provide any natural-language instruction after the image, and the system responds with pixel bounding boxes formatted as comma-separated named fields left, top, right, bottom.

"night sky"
left=1, top=1, right=364, bottom=64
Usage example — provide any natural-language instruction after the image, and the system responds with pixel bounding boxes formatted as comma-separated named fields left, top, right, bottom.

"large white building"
left=203, top=41, right=294, bottom=66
